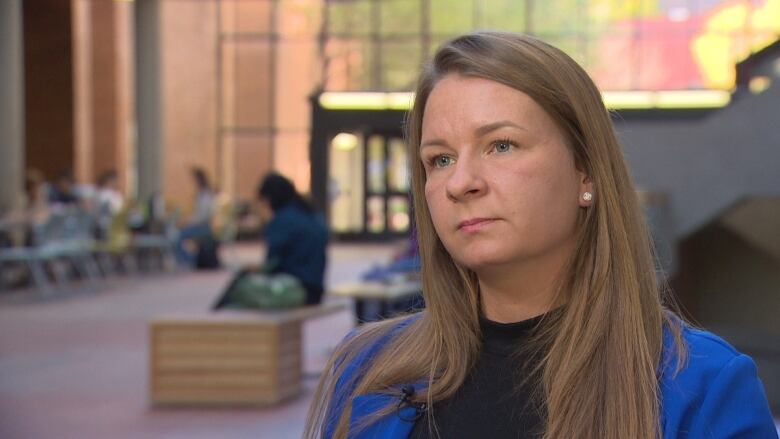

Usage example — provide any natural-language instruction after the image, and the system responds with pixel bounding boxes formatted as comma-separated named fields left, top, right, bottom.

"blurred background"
left=0, top=0, right=778, bottom=438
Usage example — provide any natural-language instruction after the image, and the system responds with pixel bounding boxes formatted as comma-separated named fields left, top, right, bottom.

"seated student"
left=173, top=168, right=215, bottom=267
left=48, top=170, right=80, bottom=207
left=256, top=172, right=329, bottom=306
left=304, top=32, right=777, bottom=439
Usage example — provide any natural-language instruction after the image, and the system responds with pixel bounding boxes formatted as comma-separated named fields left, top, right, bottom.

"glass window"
left=479, top=0, right=528, bottom=32
left=431, top=0, right=474, bottom=34
left=324, top=37, right=375, bottom=91
left=328, top=0, right=372, bottom=36
left=379, top=0, right=422, bottom=36
left=380, top=40, right=422, bottom=90
left=531, top=0, right=584, bottom=37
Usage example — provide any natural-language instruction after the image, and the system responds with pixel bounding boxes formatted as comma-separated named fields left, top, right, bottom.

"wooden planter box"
left=149, top=304, right=344, bottom=406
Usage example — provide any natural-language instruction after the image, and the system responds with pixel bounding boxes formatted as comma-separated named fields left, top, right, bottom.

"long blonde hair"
left=306, top=31, right=683, bottom=439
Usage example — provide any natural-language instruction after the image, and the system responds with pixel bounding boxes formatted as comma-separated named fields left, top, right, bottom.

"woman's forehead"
left=420, top=75, right=559, bottom=141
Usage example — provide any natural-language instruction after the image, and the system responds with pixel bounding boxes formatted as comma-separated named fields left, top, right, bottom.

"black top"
left=409, top=313, right=548, bottom=439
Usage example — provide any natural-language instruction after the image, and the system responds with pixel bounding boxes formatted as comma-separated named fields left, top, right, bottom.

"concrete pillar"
left=135, top=0, right=163, bottom=200
left=0, top=0, right=25, bottom=214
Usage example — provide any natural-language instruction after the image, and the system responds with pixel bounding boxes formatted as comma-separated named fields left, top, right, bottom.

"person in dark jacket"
left=257, top=172, right=329, bottom=305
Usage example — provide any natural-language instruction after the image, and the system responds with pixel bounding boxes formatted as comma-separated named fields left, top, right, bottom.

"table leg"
left=355, top=299, right=367, bottom=324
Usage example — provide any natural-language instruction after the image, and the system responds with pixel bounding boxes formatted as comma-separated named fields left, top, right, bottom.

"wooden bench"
left=149, top=301, right=346, bottom=407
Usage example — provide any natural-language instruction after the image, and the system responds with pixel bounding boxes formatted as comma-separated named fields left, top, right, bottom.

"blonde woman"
left=306, top=32, right=777, bottom=439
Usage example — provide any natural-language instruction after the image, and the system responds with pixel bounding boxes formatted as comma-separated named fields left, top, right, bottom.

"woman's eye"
left=493, top=140, right=514, bottom=153
left=432, top=155, right=453, bottom=168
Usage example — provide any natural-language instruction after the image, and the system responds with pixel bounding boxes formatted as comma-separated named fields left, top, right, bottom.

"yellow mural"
left=693, top=0, right=780, bottom=89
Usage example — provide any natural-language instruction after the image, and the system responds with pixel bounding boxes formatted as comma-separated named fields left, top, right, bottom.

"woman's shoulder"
left=330, top=313, right=423, bottom=388
left=661, top=320, right=757, bottom=393
left=339, top=312, right=423, bottom=368
left=660, top=321, right=777, bottom=438
left=666, top=323, right=743, bottom=373
left=321, top=313, right=423, bottom=435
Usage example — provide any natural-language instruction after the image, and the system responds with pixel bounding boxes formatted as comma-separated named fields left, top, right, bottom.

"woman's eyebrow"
left=474, top=120, right=527, bottom=137
left=420, top=138, right=447, bottom=150
left=420, top=120, right=526, bottom=151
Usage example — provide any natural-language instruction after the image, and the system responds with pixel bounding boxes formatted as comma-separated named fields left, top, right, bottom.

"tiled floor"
left=0, top=243, right=397, bottom=439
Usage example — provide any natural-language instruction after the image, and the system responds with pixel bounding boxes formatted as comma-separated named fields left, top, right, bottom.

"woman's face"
left=420, top=74, right=592, bottom=273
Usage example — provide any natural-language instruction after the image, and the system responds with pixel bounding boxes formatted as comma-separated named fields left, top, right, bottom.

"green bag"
left=224, top=272, right=306, bottom=309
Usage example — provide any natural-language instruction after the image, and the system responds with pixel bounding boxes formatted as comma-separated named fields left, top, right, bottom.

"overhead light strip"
left=319, top=90, right=731, bottom=111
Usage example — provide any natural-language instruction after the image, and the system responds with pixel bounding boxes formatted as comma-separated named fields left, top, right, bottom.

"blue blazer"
left=326, top=315, right=778, bottom=439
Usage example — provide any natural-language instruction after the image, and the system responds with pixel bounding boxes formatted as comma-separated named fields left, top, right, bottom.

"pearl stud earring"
left=582, top=192, right=593, bottom=202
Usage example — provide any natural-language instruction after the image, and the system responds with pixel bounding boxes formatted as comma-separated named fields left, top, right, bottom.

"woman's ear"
left=578, top=171, right=594, bottom=208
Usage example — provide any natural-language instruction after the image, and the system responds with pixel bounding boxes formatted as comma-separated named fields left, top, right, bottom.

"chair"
left=0, top=209, right=101, bottom=293
left=131, top=211, right=178, bottom=272
left=93, top=206, right=135, bottom=275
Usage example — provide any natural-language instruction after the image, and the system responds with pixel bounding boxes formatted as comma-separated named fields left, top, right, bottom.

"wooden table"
left=149, top=302, right=346, bottom=407
left=329, top=280, right=423, bottom=323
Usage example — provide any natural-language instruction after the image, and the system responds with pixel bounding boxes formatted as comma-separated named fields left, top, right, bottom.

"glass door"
left=365, top=134, right=410, bottom=235
left=328, top=131, right=410, bottom=237
left=328, top=132, right=364, bottom=233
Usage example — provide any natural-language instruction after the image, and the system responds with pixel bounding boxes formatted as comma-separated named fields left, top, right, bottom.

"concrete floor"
left=0, top=243, right=396, bottom=439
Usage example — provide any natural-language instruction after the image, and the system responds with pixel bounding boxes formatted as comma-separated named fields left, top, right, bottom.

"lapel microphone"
left=396, top=385, right=428, bottom=421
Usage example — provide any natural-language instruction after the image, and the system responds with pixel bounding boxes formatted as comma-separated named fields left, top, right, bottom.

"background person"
left=48, top=169, right=80, bottom=207
left=173, top=167, right=215, bottom=267
left=257, top=172, right=328, bottom=306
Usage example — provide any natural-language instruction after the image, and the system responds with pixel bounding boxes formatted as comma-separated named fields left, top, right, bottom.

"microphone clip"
left=396, top=385, right=428, bottom=422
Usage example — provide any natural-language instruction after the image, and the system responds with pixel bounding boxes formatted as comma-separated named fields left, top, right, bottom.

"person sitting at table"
left=257, top=172, right=329, bottom=306
left=48, top=169, right=80, bottom=207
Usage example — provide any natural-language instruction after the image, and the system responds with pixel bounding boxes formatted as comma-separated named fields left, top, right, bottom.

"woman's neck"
left=476, top=254, right=567, bottom=323
left=479, top=280, right=554, bottom=323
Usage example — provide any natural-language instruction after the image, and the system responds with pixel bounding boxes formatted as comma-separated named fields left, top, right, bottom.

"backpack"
left=214, top=269, right=306, bottom=310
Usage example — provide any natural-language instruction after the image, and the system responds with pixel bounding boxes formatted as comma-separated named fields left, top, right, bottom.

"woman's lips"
left=458, top=218, right=496, bottom=232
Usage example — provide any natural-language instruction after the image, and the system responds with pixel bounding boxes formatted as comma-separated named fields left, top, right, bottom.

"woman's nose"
left=445, top=158, right=487, bottom=202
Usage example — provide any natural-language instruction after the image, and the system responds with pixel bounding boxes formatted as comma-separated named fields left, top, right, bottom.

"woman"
left=257, top=172, right=328, bottom=305
left=173, top=167, right=215, bottom=267
left=305, top=32, right=777, bottom=439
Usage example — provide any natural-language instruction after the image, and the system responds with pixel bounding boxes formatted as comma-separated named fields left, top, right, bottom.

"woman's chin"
left=453, top=253, right=512, bottom=273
